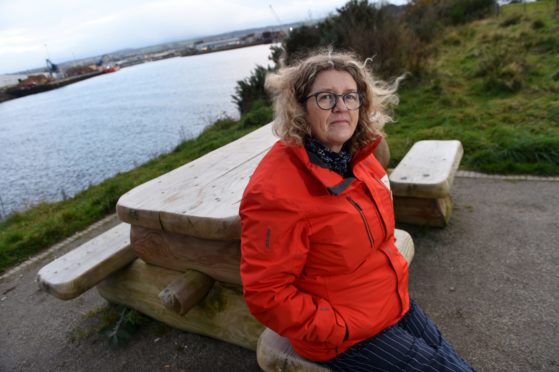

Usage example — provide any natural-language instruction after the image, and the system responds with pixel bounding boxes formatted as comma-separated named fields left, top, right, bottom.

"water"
left=0, top=44, right=273, bottom=216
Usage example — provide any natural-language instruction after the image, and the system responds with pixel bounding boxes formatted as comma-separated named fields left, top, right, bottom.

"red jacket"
left=240, top=140, right=410, bottom=361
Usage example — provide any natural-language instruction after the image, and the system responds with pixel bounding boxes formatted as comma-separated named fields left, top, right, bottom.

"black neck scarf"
left=304, top=136, right=353, bottom=178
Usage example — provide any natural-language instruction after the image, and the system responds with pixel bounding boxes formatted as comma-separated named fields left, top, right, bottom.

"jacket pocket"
left=330, top=307, right=348, bottom=347
left=346, top=196, right=374, bottom=248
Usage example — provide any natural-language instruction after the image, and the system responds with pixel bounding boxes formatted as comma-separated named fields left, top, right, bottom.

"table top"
left=117, top=123, right=277, bottom=240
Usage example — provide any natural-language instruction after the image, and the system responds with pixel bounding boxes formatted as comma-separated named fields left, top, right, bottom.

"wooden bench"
left=36, top=223, right=135, bottom=300
left=256, top=228, right=415, bottom=372
left=389, top=140, right=463, bottom=227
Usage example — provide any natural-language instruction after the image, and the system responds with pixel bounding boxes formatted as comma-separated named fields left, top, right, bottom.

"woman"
left=240, top=51, right=474, bottom=371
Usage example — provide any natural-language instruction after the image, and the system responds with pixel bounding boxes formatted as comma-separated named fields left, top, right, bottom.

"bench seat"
left=256, top=229, right=414, bottom=372
left=389, top=140, right=463, bottom=227
left=37, top=223, right=136, bottom=300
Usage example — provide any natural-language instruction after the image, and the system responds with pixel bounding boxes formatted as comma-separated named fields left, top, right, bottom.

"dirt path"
left=1, top=176, right=558, bottom=371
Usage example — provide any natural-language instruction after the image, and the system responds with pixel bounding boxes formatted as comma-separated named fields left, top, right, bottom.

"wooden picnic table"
left=39, top=122, right=442, bottom=358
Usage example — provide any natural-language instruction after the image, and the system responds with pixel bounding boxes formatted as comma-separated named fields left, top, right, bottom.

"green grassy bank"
left=387, top=0, right=559, bottom=174
left=1, top=0, right=557, bottom=274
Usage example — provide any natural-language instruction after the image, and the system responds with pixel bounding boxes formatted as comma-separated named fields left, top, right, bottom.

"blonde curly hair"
left=266, top=49, right=400, bottom=154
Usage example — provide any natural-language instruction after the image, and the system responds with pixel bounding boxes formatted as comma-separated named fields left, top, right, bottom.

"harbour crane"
left=269, top=4, right=282, bottom=26
left=45, top=58, right=60, bottom=77
left=96, top=54, right=109, bottom=67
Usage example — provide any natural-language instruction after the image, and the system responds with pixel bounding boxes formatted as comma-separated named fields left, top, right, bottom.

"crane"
left=96, top=54, right=109, bottom=67
left=269, top=4, right=283, bottom=26
left=45, top=59, right=59, bottom=76
left=268, top=5, right=286, bottom=43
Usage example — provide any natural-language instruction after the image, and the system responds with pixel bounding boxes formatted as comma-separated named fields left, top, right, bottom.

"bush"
left=281, top=25, right=324, bottom=66
left=443, top=0, right=497, bottom=24
left=405, top=0, right=445, bottom=43
left=279, top=0, right=429, bottom=78
left=407, top=0, right=497, bottom=31
left=232, top=65, right=272, bottom=115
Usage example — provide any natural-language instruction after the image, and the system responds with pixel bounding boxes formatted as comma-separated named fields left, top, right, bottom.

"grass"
left=69, top=304, right=163, bottom=346
left=0, top=0, right=557, bottom=273
left=385, top=0, right=559, bottom=174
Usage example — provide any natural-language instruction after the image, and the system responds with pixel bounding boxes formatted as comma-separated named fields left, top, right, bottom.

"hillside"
left=388, top=0, right=559, bottom=175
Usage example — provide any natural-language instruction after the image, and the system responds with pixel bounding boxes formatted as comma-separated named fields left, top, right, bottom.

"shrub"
left=407, top=0, right=497, bottom=32
left=405, top=0, right=445, bottom=42
left=442, top=0, right=497, bottom=24
left=278, top=0, right=429, bottom=78
left=281, top=25, right=324, bottom=66
left=232, top=65, right=272, bottom=115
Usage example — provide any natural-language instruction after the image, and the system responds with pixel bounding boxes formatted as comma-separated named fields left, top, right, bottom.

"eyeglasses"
left=305, top=91, right=363, bottom=111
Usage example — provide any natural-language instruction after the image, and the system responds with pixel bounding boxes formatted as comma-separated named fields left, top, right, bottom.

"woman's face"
left=305, top=69, right=359, bottom=153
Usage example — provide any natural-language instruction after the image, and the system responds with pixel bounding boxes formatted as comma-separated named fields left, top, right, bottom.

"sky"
left=0, top=0, right=407, bottom=75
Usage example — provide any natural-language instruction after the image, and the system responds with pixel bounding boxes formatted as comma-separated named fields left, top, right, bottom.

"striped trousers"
left=320, top=299, right=475, bottom=372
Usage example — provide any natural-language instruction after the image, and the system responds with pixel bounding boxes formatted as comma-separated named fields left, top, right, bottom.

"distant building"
left=195, top=38, right=241, bottom=51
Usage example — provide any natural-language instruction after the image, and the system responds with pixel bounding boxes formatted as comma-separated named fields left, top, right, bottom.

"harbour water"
left=0, top=44, right=273, bottom=217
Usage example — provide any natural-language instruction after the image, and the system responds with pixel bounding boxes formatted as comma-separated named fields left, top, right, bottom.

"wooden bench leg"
left=393, top=195, right=453, bottom=227
left=97, top=259, right=264, bottom=350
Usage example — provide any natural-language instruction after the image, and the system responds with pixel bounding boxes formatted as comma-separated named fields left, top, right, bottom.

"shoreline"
left=0, top=41, right=274, bottom=104
left=0, top=71, right=105, bottom=103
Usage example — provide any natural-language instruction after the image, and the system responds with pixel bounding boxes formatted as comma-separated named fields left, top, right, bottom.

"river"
left=0, top=44, right=273, bottom=217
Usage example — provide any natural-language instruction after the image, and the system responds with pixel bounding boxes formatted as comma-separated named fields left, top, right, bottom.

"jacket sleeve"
left=240, top=188, right=347, bottom=345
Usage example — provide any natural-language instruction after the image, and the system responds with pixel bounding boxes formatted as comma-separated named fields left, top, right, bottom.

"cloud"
left=83, top=15, right=119, bottom=27
left=0, top=0, right=396, bottom=73
left=0, top=29, right=43, bottom=54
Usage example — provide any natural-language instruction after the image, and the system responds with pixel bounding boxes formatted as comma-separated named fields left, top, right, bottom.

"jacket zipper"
left=346, top=196, right=374, bottom=248
left=366, top=178, right=403, bottom=310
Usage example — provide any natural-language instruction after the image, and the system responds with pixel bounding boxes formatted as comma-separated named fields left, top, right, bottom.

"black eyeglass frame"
left=305, top=91, right=363, bottom=111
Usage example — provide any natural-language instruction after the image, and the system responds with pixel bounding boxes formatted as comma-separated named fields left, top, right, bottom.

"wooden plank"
left=37, top=223, right=136, bottom=300
left=257, top=328, right=330, bottom=372
left=117, top=123, right=277, bottom=240
left=394, top=228, right=414, bottom=264
left=131, top=226, right=412, bottom=285
left=394, top=195, right=453, bottom=227
left=97, top=259, right=265, bottom=350
left=159, top=269, right=215, bottom=315
left=389, top=140, right=463, bottom=199
left=130, top=225, right=241, bottom=284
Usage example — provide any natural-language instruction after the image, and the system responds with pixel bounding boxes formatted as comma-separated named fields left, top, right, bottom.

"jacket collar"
left=284, top=134, right=383, bottom=195
left=287, top=142, right=370, bottom=196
